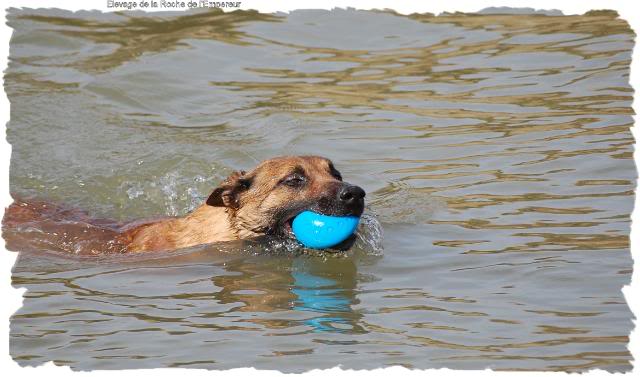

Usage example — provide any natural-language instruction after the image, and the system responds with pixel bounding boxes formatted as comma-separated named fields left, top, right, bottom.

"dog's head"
left=206, top=156, right=365, bottom=241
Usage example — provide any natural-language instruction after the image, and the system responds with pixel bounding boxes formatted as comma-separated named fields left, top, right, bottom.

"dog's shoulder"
left=124, top=204, right=235, bottom=252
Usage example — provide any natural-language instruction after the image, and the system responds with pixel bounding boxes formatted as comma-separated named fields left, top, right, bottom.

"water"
left=4, top=7, right=635, bottom=372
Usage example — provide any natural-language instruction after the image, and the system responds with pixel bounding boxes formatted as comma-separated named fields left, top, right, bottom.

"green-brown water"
left=4, top=7, right=636, bottom=371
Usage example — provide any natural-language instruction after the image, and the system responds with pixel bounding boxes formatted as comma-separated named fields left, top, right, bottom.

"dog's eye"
left=280, top=173, right=306, bottom=188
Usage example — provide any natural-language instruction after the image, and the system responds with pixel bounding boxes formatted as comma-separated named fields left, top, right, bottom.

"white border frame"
left=1, top=1, right=637, bottom=376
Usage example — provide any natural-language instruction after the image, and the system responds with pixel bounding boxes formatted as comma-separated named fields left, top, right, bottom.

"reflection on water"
left=209, top=254, right=363, bottom=333
left=5, top=7, right=636, bottom=372
left=291, top=258, right=364, bottom=334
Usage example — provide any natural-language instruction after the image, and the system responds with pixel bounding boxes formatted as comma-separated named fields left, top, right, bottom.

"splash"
left=353, top=212, right=384, bottom=256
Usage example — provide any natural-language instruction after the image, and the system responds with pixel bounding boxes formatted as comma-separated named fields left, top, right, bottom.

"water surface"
left=5, top=7, right=636, bottom=372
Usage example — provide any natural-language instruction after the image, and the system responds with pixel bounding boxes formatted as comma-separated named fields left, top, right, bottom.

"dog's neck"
left=184, top=204, right=263, bottom=240
left=126, top=203, right=266, bottom=252
left=182, top=204, right=235, bottom=236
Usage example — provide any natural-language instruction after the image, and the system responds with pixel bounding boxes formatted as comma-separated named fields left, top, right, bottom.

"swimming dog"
left=2, top=156, right=366, bottom=253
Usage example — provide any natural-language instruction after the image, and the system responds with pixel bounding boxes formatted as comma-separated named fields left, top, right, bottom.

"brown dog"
left=3, top=156, right=366, bottom=254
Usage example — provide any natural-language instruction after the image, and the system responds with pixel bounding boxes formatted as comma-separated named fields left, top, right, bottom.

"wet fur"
left=3, top=156, right=364, bottom=254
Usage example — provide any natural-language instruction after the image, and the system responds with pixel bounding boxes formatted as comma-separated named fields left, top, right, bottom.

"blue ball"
left=291, top=211, right=360, bottom=249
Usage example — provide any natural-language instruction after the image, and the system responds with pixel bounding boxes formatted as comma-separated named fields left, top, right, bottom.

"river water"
left=4, top=7, right=636, bottom=372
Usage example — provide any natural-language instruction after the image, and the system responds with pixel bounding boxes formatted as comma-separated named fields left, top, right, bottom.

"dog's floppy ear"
left=206, top=170, right=251, bottom=208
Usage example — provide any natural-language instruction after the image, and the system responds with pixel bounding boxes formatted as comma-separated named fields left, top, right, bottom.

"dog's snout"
left=338, top=185, right=366, bottom=205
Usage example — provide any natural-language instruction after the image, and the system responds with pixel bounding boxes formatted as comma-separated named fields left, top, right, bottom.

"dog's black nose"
left=338, top=185, right=366, bottom=206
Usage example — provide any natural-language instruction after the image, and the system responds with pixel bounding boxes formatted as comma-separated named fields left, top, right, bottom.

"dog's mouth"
left=272, top=207, right=361, bottom=242
left=269, top=208, right=317, bottom=240
left=276, top=212, right=300, bottom=240
left=267, top=195, right=365, bottom=245
left=270, top=212, right=357, bottom=252
left=282, top=216, right=296, bottom=238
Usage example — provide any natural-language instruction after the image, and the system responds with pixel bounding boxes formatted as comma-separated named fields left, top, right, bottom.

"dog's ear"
left=206, top=170, right=251, bottom=208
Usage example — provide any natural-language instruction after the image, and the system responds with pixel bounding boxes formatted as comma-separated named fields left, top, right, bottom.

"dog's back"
left=2, top=198, right=129, bottom=255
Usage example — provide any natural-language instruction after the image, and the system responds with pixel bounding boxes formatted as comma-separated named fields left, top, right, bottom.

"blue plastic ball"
left=291, top=211, right=360, bottom=249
